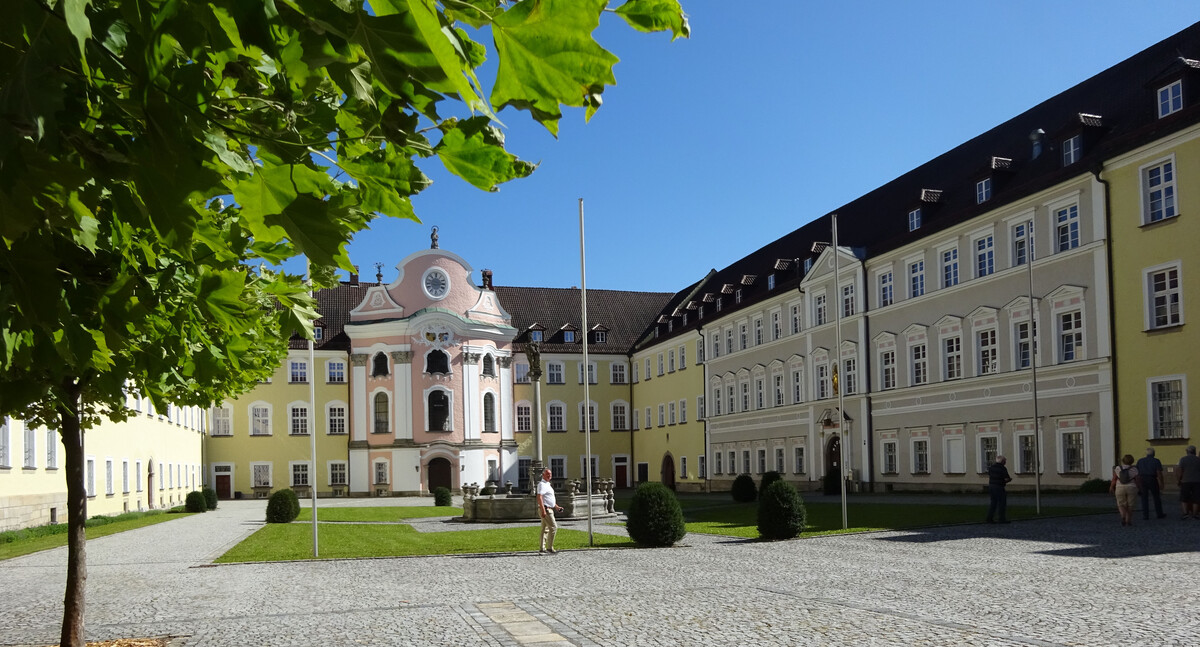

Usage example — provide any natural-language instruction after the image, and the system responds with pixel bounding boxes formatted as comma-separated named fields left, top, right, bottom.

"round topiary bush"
left=1079, top=478, right=1109, bottom=493
left=760, top=470, right=783, bottom=492
left=625, top=482, right=686, bottom=547
left=433, top=486, right=452, bottom=506
left=757, top=479, right=806, bottom=540
left=202, top=486, right=218, bottom=510
left=731, top=473, right=757, bottom=503
left=185, top=491, right=207, bottom=513
left=265, top=489, right=300, bottom=523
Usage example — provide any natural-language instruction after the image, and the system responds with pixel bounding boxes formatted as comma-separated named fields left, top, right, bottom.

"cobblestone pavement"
left=2, top=499, right=1197, bottom=646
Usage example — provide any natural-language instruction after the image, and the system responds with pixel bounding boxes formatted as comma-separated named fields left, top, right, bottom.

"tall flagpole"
left=1026, top=219, right=1042, bottom=515
left=833, top=214, right=848, bottom=530
left=306, top=258, right=319, bottom=557
left=579, top=198, right=594, bottom=546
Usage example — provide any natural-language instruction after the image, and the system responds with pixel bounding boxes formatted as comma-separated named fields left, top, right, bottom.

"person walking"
left=1178, top=445, right=1200, bottom=520
left=986, top=455, right=1012, bottom=524
left=536, top=468, right=563, bottom=553
left=1110, top=454, right=1141, bottom=526
left=1136, top=447, right=1166, bottom=520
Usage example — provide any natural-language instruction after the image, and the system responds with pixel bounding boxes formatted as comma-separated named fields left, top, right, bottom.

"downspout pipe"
left=1091, top=164, right=1120, bottom=461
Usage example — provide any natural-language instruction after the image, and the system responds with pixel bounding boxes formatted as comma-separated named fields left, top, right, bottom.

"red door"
left=615, top=464, right=628, bottom=488
left=216, top=474, right=232, bottom=499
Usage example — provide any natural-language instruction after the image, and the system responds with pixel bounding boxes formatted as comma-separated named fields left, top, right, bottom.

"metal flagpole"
left=307, top=258, right=319, bottom=557
left=579, top=198, right=594, bottom=546
left=833, top=214, right=848, bottom=530
left=1026, top=219, right=1042, bottom=515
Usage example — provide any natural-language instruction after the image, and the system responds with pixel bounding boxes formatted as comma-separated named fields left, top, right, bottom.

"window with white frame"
left=1060, top=430, right=1086, bottom=473
left=794, top=446, right=806, bottom=474
left=46, top=429, right=57, bottom=469
left=726, top=450, right=736, bottom=475
left=516, top=404, right=532, bottom=432
left=86, top=458, right=95, bottom=496
left=699, top=455, right=707, bottom=478
left=1055, top=204, right=1079, bottom=252
left=1158, top=80, right=1182, bottom=118
left=290, top=404, right=309, bottom=435
left=632, top=362, right=640, bottom=383
left=135, top=460, right=142, bottom=491
left=24, top=425, right=35, bottom=468
left=880, top=351, right=896, bottom=390
left=908, top=343, right=927, bottom=385
left=767, top=274, right=776, bottom=290
left=978, top=329, right=997, bottom=375
left=739, top=324, right=748, bottom=350
left=697, top=339, right=705, bottom=363
left=1016, top=433, right=1037, bottom=474
left=735, top=289, right=743, bottom=304
left=549, top=456, right=566, bottom=479
left=727, top=385, right=735, bottom=414
left=657, top=353, right=665, bottom=376
left=774, top=374, right=785, bottom=406
left=816, top=364, right=830, bottom=400
left=327, top=360, right=345, bottom=383
left=483, top=393, right=497, bottom=432
left=941, top=248, right=959, bottom=288
left=327, top=405, right=346, bottom=435
left=0, top=419, right=11, bottom=468
left=1143, top=159, right=1177, bottom=224
left=944, top=434, right=965, bottom=474
left=579, top=402, right=598, bottom=432
left=841, top=284, right=855, bottom=317
left=1147, top=265, right=1182, bottom=329
left=976, top=177, right=992, bottom=204
left=772, top=312, right=781, bottom=340
left=755, top=379, right=764, bottom=409
left=373, top=393, right=389, bottom=433
left=714, top=451, right=723, bottom=475
left=105, top=459, right=113, bottom=495
left=741, top=382, right=750, bottom=411
left=548, top=403, right=565, bottom=432
left=645, top=406, right=652, bottom=428
left=611, top=363, right=626, bottom=384
left=374, top=461, right=388, bottom=485
left=252, top=463, right=271, bottom=487
left=975, top=235, right=995, bottom=277
left=844, top=357, right=857, bottom=395
left=1059, top=311, right=1083, bottom=362
left=774, top=447, right=785, bottom=473
left=943, top=337, right=962, bottom=380
left=879, top=271, right=894, bottom=307
left=792, top=369, right=803, bottom=404
left=292, top=462, right=310, bottom=486
left=791, top=305, right=801, bottom=334
left=754, top=318, right=763, bottom=345
left=680, top=456, right=688, bottom=479
left=979, top=435, right=999, bottom=472
left=594, top=330, right=607, bottom=344
left=122, top=460, right=129, bottom=493
left=563, top=330, right=575, bottom=344
left=515, top=363, right=530, bottom=383
left=482, top=354, right=496, bottom=377
left=716, top=297, right=723, bottom=312
left=814, top=295, right=827, bottom=326
left=1150, top=377, right=1185, bottom=439
left=908, top=208, right=921, bottom=231
left=743, top=450, right=751, bottom=474
left=882, top=441, right=898, bottom=474
left=547, top=362, right=564, bottom=384
left=580, top=455, right=599, bottom=479
left=909, top=260, right=925, bottom=298
left=757, top=449, right=767, bottom=474
left=697, top=395, right=705, bottom=419
left=712, top=333, right=721, bottom=359
left=658, top=404, right=665, bottom=427
left=1062, top=135, right=1081, bottom=166
left=251, top=405, right=271, bottom=436
left=1012, top=221, right=1030, bottom=267
left=679, top=399, right=687, bottom=423
left=712, top=387, right=722, bottom=415
left=329, top=461, right=347, bottom=485
left=1015, top=321, right=1035, bottom=369
left=911, top=439, right=929, bottom=474
left=213, top=406, right=232, bottom=436
left=668, top=402, right=676, bottom=425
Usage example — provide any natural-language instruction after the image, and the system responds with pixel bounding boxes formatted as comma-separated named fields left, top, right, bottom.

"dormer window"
left=594, top=330, right=607, bottom=344
left=697, top=305, right=704, bottom=318
left=908, top=208, right=922, bottom=232
left=530, top=330, right=543, bottom=342
left=563, top=330, right=575, bottom=343
left=1159, top=80, right=1183, bottom=118
left=682, top=313, right=688, bottom=326
left=767, top=274, right=776, bottom=290
left=735, top=289, right=742, bottom=304
left=314, top=326, right=324, bottom=341
left=1062, top=135, right=1081, bottom=166
left=976, top=178, right=992, bottom=204
left=716, top=297, right=723, bottom=312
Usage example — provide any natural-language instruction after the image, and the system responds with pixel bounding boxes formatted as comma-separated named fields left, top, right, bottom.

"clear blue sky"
left=328, top=2, right=1199, bottom=293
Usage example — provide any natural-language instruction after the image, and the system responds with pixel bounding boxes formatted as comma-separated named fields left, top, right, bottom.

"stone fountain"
left=460, top=478, right=617, bottom=522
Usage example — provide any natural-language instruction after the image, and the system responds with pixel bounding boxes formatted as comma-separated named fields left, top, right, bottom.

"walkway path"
left=1, top=498, right=1197, bottom=646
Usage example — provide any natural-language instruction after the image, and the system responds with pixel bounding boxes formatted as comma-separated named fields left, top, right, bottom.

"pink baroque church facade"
left=344, top=244, right=517, bottom=495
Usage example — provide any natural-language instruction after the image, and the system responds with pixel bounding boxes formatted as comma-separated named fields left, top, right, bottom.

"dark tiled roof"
left=288, top=280, right=381, bottom=351
left=494, top=286, right=673, bottom=355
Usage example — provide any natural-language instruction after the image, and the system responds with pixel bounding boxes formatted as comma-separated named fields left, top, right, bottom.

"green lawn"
left=294, top=506, right=463, bottom=522
left=215, top=523, right=634, bottom=562
left=0, top=511, right=196, bottom=561
left=685, top=501, right=1100, bottom=538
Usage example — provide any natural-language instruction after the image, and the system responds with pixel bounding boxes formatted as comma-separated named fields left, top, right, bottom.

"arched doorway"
left=824, top=435, right=841, bottom=495
left=660, top=453, right=676, bottom=491
left=427, top=457, right=452, bottom=491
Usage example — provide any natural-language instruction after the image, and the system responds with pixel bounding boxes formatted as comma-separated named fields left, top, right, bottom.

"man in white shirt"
left=537, top=468, right=563, bottom=553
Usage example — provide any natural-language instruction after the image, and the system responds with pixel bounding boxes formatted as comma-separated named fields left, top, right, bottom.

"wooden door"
left=216, top=474, right=232, bottom=500
left=660, top=454, right=676, bottom=490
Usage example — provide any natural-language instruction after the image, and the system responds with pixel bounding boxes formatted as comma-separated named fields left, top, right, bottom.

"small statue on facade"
left=430, top=226, right=439, bottom=249
left=524, top=341, right=543, bottom=381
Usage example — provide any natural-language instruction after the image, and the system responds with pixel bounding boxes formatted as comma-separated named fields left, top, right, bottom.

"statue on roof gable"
left=431, top=226, right=439, bottom=249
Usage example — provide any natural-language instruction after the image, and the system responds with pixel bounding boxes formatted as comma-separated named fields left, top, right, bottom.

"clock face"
left=423, top=269, right=449, bottom=299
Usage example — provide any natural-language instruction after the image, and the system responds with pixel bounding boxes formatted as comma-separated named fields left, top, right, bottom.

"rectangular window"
left=1015, top=321, right=1034, bottom=369
left=697, top=339, right=705, bottom=363
left=105, top=459, right=114, bottom=495
left=911, top=344, right=927, bottom=385
left=330, top=462, right=347, bottom=485
left=975, top=235, right=995, bottom=277
left=679, top=346, right=686, bottom=369
left=739, top=325, right=747, bottom=350
left=757, top=449, right=767, bottom=474
left=944, top=337, right=962, bottom=380
left=712, top=334, right=720, bottom=359
left=45, top=429, right=57, bottom=469
left=767, top=274, right=776, bottom=290
left=908, top=208, right=921, bottom=231
left=735, top=289, right=743, bottom=304
left=844, top=357, right=857, bottom=395
left=774, top=447, right=785, bottom=473
left=548, top=404, right=564, bottom=432
left=24, top=426, right=35, bottom=468
left=658, top=405, right=665, bottom=427
left=945, top=436, right=966, bottom=474
left=742, top=450, right=751, bottom=475
left=1017, top=434, right=1037, bottom=474
left=135, top=460, right=142, bottom=491
left=842, top=284, right=855, bottom=317
left=912, top=440, right=929, bottom=474
left=774, top=375, right=785, bottom=406
left=794, top=446, right=806, bottom=474
left=714, top=451, right=723, bottom=475
left=697, top=396, right=704, bottom=419
left=594, top=330, right=607, bottom=344
left=86, top=458, right=95, bottom=496
left=290, top=406, right=309, bottom=435
left=668, top=351, right=676, bottom=373
left=547, top=363, right=563, bottom=384
left=327, top=361, right=345, bottom=383
left=374, top=461, right=388, bottom=485
left=882, top=441, right=897, bottom=474
left=668, top=402, right=676, bottom=425
left=879, top=271, right=894, bottom=307
left=909, top=260, right=925, bottom=298
left=212, top=407, right=231, bottom=436
left=1158, top=80, right=1183, bottom=118
left=816, top=364, right=829, bottom=400
left=1148, top=267, right=1182, bottom=328
left=699, top=455, right=706, bottom=479
left=251, top=406, right=270, bottom=436
left=292, top=462, right=309, bottom=487
left=728, top=451, right=736, bottom=475
left=680, top=456, right=688, bottom=479
left=814, top=294, right=827, bottom=326
left=725, top=329, right=733, bottom=355
left=550, top=457, right=565, bottom=479
left=976, top=178, right=992, bottom=203
left=530, top=330, right=543, bottom=342
left=755, top=379, right=764, bottom=409
left=1012, top=221, right=1030, bottom=267
left=563, top=330, right=575, bottom=343
left=1055, top=205, right=1079, bottom=252
left=328, top=406, right=346, bottom=435
left=289, top=360, right=308, bottom=383
left=679, top=399, right=687, bottom=423
left=754, top=319, right=763, bottom=345
left=727, top=386, right=735, bottom=414
left=978, top=329, right=997, bottom=375
left=1151, top=378, right=1185, bottom=439
left=979, top=436, right=998, bottom=472
left=1062, top=135, right=1081, bottom=166
left=121, top=460, right=129, bottom=493
left=517, top=404, right=531, bottom=432
left=881, top=351, right=896, bottom=390
left=941, top=248, right=959, bottom=288
left=713, top=387, right=722, bottom=414
left=1144, top=160, right=1177, bottom=224
left=792, top=370, right=803, bottom=403
left=515, top=363, right=530, bottom=383
left=1059, top=312, right=1083, bottom=362
left=1061, top=431, right=1085, bottom=473
left=791, top=305, right=801, bottom=334
left=741, top=382, right=750, bottom=411
left=252, top=463, right=271, bottom=487
left=772, top=312, right=781, bottom=340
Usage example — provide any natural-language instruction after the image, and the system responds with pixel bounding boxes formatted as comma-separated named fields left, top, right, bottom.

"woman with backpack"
left=1110, top=454, right=1141, bottom=526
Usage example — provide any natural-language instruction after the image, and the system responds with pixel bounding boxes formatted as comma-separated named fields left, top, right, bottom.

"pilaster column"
left=392, top=350, right=413, bottom=440
left=350, top=354, right=368, bottom=441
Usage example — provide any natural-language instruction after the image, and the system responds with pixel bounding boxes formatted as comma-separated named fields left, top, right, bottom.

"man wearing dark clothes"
left=1136, top=447, right=1166, bottom=520
left=986, top=455, right=1012, bottom=524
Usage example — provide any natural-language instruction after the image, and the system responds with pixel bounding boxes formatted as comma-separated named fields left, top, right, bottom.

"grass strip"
left=294, top=506, right=463, bottom=522
left=0, top=511, right=196, bottom=561
left=215, top=523, right=633, bottom=562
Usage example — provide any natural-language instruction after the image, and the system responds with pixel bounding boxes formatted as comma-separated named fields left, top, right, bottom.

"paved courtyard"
left=1, top=497, right=1198, bottom=646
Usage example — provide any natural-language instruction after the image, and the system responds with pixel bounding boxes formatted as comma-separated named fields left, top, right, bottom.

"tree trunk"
left=59, top=380, right=87, bottom=647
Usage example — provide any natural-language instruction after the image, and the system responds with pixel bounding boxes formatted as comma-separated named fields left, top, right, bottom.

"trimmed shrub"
left=265, top=489, right=300, bottom=523
left=760, top=471, right=783, bottom=492
left=757, top=480, right=806, bottom=540
left=202, top=486, right=218, bottom=510
left=731, top=473, right=757, bottom=503
left=433, top=486, right=452, bottom=506
left=625, top=482, right=686, bottom=547
left=185, top=491, right=208, bottom=513
left=1079, top=478, right=1109, bottom=493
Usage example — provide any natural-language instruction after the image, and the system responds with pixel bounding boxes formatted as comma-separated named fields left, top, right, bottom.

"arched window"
left=428, top=391, right=450, bottom=431
left=482, top=354, right=495, bottom=377
left=427, top=349, right=450, bottom=374
left=483, top=393, right=496, bottom=432
left=373, top=393, right=388, bottom=434
left=372, top=352, right=389, bottom=377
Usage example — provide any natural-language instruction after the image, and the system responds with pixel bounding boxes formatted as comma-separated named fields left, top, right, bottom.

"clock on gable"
left=422, top=268, right=449, bottom=300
